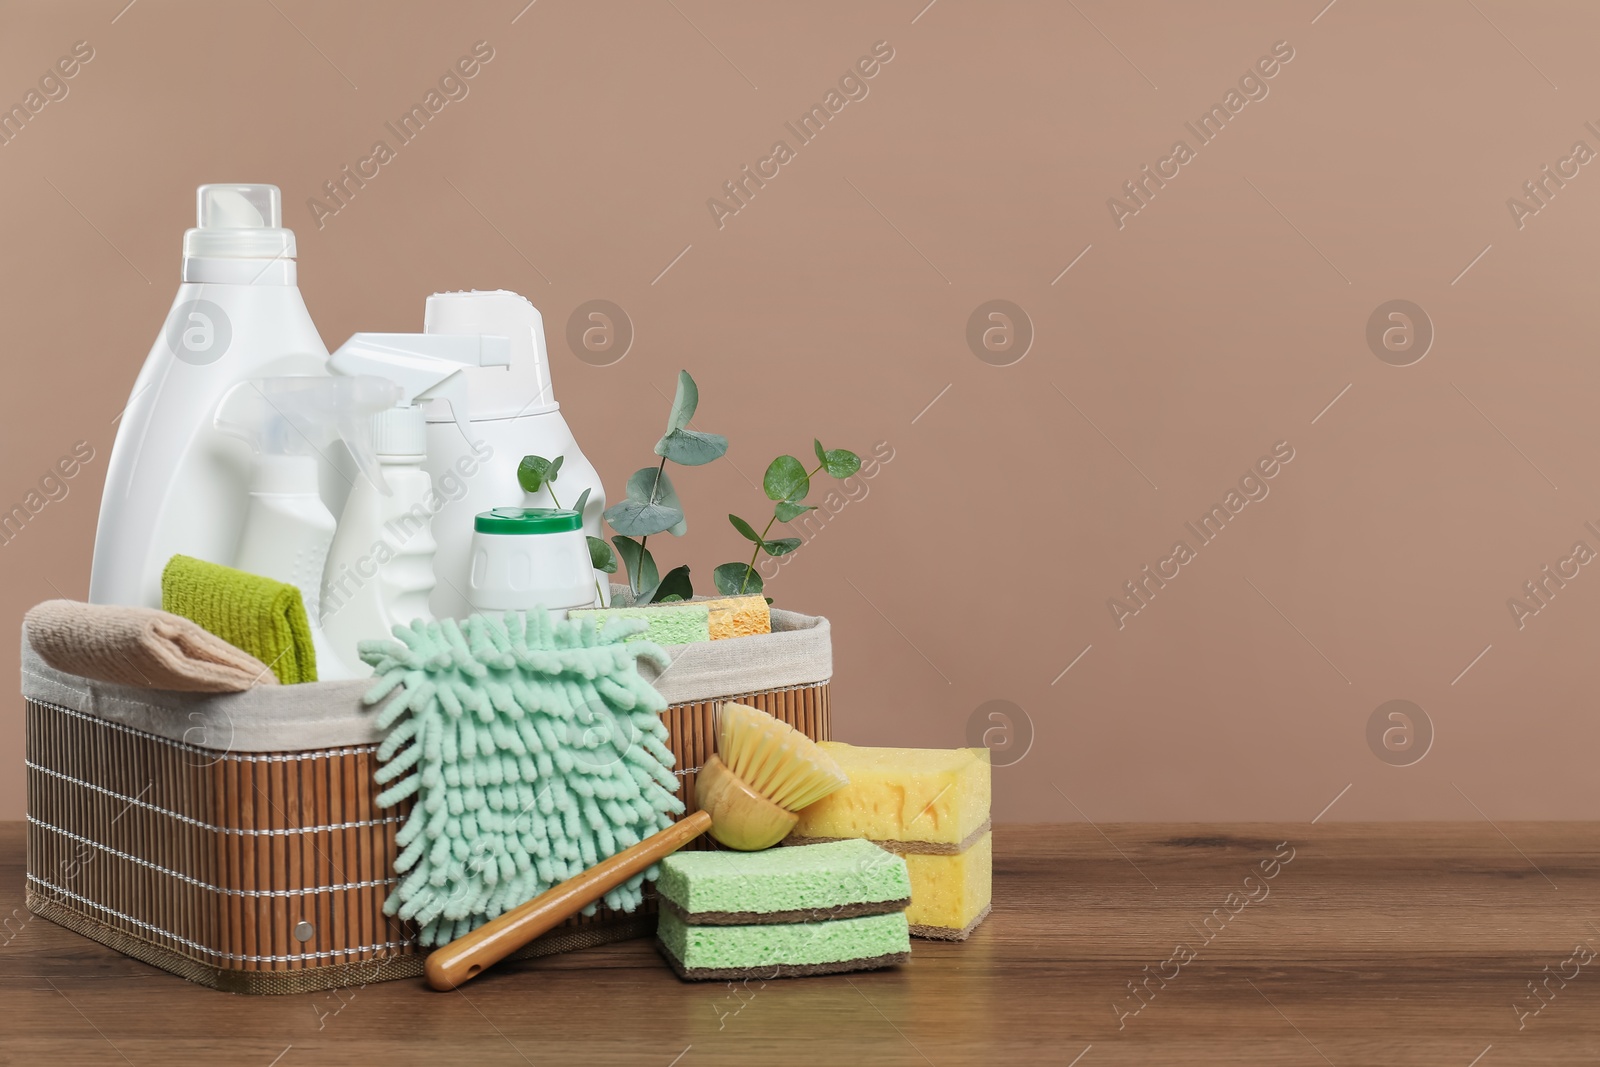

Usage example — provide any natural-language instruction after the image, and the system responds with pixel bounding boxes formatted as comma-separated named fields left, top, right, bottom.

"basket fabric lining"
left=20, top=602, right=831, bottom=753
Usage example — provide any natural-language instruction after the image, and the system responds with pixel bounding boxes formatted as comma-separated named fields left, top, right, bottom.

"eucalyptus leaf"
left=551, top=455, right=564, bottom=476
left=774, top=501, right=815, bottom=523
left=612, top=536, right=659, bottom=593
left=573, top=487, right=591, bottom=519
left=623, top=465, right=673, bottom=504
left=654, top=565, right=693, bottom=603
left=815, top=442, right=861, bottom=479
left=608, top=466, right=686, bottom=536
left=665, top=370, right=699, bottom=435
left=728, top=513, right=763, bottom=544
left=763, top=455, right=809, bottom=503
left=516, top=455, right=558, bottom=495
left=657, top=594, right=685, bottom=603
left=714, top=562, right=764, bottom=596
left=603, top=496, right=684, bottom=537
left=587, top=535, right=617, bottom=573
left=761, top=537, right=801, bottom=557
left=654, top=427, right=728, bottom=466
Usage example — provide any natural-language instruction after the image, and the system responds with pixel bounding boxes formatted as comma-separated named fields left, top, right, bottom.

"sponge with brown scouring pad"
left=657, top=910, right=910, bottom=981
left=656, top=838, right=910, bottom=923
left=691, top=595, right=770, bottom=640
left=788, top=742, right=993, bottom=941
left=567, top=603, right=711, bottom=646
left=569, top=595, right=769, bottom=644
left=654, top=840, right=912, bottom=980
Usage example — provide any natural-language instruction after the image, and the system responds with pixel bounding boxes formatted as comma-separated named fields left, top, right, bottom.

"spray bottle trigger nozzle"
left=214, top=375, right=400, bottom=495
left=328, top=331, right=510, bottom=454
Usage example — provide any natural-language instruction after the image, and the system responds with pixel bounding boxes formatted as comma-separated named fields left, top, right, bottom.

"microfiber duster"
left=359, top=610, right=685, bottom=946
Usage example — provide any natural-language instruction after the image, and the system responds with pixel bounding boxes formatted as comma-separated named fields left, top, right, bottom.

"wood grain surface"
left=3, top=821, right=1598, bottom=1065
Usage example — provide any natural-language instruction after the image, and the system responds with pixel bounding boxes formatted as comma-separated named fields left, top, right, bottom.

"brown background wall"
left=3, top=0, right=1597, bottom=823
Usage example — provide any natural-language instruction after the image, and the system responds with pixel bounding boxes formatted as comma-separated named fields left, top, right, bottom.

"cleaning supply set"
left=89, top=184, right=614, bottom=680
left=19, top=597, right=837, bottom=992
left=22, top=178, right=994, bottom=998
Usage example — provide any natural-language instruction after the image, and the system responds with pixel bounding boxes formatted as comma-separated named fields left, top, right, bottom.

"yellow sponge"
left=792, top=743, right=991, bottom=848
left=904, top=831, right=992, bottom=940
left=692, top=595, right=771, bottom=640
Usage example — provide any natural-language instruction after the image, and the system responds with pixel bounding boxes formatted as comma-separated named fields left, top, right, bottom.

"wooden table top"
left=3, top=821, right=1597, bottom=1065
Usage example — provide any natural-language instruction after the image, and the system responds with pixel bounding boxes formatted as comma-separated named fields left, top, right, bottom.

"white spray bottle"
left=90, top=184, right=331, bottom=608
left=213, top=376, right=399, bottom=680
left=320, top=332, right=511, bottom=669
left=420, top=290, right=610, bottom=618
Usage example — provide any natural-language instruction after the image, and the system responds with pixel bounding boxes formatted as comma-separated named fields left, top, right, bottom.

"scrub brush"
left=697, top=700, right=849, bottom=850
left=426, top=702, right=848, bottom=990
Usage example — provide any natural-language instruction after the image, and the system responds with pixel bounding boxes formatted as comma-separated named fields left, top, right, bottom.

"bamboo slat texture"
left=22, top=682, right=830, bottom=994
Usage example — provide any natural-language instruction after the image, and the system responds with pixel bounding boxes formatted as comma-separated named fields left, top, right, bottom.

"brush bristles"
left=716, top=702, right=848, bottom=812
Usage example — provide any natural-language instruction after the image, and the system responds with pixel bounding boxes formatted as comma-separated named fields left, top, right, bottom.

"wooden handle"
left=425, top=810, right=713, bottom=991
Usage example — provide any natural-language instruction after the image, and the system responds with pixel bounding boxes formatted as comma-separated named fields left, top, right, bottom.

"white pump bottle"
left=90, top=184, right=331, bottom=608
left=420, top=290, right=609, bottom=619
left=320, top=332, right=511, bottom=669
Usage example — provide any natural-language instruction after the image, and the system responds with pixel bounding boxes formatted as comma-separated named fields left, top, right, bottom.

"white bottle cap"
left=423, top=290, right=556, bottom=421
left=183, top=184, right=296, bottom=260
left=373, top=405, right=427, bottom=458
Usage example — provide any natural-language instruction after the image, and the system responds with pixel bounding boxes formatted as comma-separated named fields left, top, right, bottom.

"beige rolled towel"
left=25, top=599, right=280, bottom=693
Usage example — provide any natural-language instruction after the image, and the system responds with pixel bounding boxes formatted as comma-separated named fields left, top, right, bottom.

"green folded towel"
left=160, top=555, right=317, bottom=684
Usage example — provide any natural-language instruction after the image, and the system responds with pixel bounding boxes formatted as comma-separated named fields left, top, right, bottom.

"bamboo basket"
left=22, top=607, right=832, bottom=994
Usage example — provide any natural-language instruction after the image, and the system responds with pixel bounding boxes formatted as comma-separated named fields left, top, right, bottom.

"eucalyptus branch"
left=722, top=444, right=859, bottom=599
left=737, top=461, right=824, bottom=594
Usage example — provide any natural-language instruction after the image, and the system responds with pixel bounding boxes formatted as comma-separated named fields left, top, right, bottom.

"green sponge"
left=657, top=909, right=911, bottom=980
left=658, top=840, right=911, bottom=923
left=568, top=605, right=711, bottom=646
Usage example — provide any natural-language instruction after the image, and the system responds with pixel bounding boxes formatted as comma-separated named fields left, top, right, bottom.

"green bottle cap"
left=473, top=507, right=583, bottom=535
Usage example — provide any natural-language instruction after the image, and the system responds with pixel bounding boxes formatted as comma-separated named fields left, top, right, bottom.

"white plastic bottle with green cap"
left=319, top=331, right=512, bottom=670
left=466, top=507, right=596, bottom=618
left=89, top=184, right=331, bottom=609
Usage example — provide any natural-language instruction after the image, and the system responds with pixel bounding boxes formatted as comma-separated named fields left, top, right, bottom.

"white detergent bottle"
left=420, top=290, right=609, bottom=618
left=214, top=376, right=400, bottom=680
left=320, top=331, right=512, bottom=668
left=90, top=184, right=330, bottom=608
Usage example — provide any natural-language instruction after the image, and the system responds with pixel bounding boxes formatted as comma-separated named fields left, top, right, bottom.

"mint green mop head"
left=359, top=610, right=685, bottom=946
